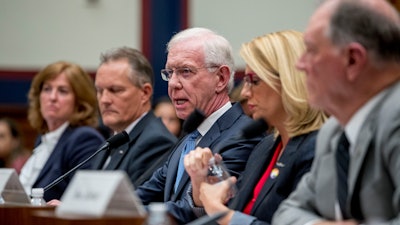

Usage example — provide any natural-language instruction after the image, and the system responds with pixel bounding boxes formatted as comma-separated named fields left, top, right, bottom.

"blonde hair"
left=28, top=61, right=99, bottom=133
left=240, top=30, right=326, bottom=137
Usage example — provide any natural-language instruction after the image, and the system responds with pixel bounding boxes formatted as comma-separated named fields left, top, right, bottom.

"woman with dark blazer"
left=184, top=30, right=327, bottom=225
left=19, top=61, right=104, bottom=201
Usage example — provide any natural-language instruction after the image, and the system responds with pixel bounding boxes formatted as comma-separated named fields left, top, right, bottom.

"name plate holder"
left=0, top=168, right=31, bottom=205
left=56, top=170, right=146, bottom=217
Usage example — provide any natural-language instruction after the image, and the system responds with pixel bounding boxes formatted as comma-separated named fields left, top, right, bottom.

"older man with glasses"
left=135, top=27, right=263, bottom=224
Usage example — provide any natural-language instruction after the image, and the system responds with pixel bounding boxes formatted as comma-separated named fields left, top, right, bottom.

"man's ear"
left=141, top=83, right=153, bottom=103
left=215, top=66, right=231, bottom=93
left=345, top=42, right=367, bottom=82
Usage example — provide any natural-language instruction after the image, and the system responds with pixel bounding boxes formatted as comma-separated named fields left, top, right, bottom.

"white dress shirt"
left=19, top=122, right=69, bottom=195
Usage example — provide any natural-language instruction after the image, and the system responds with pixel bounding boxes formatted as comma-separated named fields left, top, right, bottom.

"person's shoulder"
left=133, top=113, right=178, bottom=142
left=294, top=130, right=319, bottom=142
left=251, top=134, right=275, bottom=153
left=377, top=81, right=400, bottom=117
left=67, top=125, right=104, bottom=140
left=258, top=134, right=275, bottom=145
left=69, top=125, right=100, bottom=134
left=370, top=81, right=400, bottom=142
left=220, top=102, right=252, bottom=123
left=144, top=112, right=177, bottom=133
left=291, top=131, right=319, bottom=155
left=317, top=117, right=340, bottom=139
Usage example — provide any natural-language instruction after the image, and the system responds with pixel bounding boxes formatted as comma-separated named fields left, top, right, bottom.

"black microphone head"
left=182, top=108, right=206, bottom=133
left=240, top=118, right=268, bottom=139
left=107, top=131, right=130, bottom=148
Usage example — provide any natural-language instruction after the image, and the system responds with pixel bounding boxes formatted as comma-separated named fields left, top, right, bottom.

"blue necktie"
left=336, top=132, right=350, bottom=219
left=174, top=130, right=201, bottom=192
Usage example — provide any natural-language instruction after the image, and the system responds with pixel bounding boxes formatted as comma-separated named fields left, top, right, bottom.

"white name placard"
left=56, top=170, right=146, bottom=217
left=0, top=168, right=31, bottom=205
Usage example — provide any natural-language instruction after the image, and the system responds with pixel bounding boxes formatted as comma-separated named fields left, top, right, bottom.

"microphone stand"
left=43, top=145, right=110, bottom=192
left=43, top=131, right=129, bottom=192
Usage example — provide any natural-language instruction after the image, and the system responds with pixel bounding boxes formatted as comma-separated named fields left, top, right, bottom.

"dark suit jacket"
left=32, top=126, right=104, bottom=201
left=136, top=103, right=264, bottom=224
left=273, top=81, right=400, bottom=224
left=228, top=131, right=318, bottom=225
left=91, top=111, right=177, bottom=187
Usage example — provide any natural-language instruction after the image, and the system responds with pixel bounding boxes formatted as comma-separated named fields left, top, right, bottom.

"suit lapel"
left=172, top=103, right=244, bottom=198
left=165, top=138, right=187, bottom=200
left=105, top=112, right=155, bottom=170
left=34, top=127, right=73, bottom=186
left=319, top=120, right=343, bottom=217
left=90, top=144, right=110, bottom=169
left=172, top=130, right=220, bottom=199
left=232, top=137, right=275, bottom=211
left=251, top=136, right=298, bottom=213
left=348, top=121, right=373, bottom=199
left=348, top=83, right=397, bottom=201
left=105, top=141, right=130, bottom=169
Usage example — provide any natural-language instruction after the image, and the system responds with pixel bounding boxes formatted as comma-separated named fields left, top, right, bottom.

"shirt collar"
left=42, top=121, right=69, bottom=145
left=344, top=89, right=388, bottom=147
left=117, top=111, right=148, bottom=135
left=197, top=102, right=232, bottom=136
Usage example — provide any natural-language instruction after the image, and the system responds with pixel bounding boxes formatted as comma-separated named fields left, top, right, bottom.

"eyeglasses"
left=160, top=66, right=219, bottom=81
left=243, top=73, right=261, bottom=87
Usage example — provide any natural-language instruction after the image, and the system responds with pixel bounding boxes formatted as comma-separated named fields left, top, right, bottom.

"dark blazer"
left=136, top=103, right=264, bottom=224
left=91, top=111, right=177, bottom=187
left=228, top=131, right=318, bottom=225
left=32, top=126, right=104, bottom=201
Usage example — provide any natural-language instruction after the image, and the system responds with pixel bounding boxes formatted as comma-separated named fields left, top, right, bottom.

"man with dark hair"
left=92, top=47, right=177, bottom=187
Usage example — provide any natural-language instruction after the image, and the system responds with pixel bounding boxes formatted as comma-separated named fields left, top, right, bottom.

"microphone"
left=206, top=118, right=268, bottom=197
left=182, top=108, right=206, bottom=134
left=240, top=118, right=269, bottom=139
left=213, top=118, right=268, bottom=156
left=43, top=131, right=130, bottom=192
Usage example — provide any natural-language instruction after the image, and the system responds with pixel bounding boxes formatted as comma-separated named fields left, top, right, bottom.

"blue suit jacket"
left=228, top=131, right=318, bottom=225
left=91, top=111, right=177, bottom=187
left=32, top=126, right=104, bottom=201
left=136, top=103, right=264, bottom=224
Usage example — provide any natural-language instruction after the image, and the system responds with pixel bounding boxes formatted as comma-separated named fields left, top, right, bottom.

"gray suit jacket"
left=272, top=81, right=400, bottom=225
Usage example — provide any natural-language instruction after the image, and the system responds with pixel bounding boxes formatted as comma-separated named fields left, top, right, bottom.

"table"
left=31, top=210, right=146, bottom=225
left=0, top=204, right=55, bottom=225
